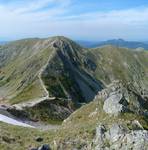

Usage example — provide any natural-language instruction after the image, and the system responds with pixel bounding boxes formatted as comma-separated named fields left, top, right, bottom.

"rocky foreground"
left=0, top=81, right=148, bottom=150
left=93, top=81, right=148, bottom=150
left=26, top=80, right=148, bottom=150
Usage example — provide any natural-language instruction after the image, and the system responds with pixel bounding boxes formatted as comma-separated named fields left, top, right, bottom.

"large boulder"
left=95, top=80, right=137, bottom=115
left=103, top=92, right=129, bottom=115
left=97, top=80, right=130, bottom=115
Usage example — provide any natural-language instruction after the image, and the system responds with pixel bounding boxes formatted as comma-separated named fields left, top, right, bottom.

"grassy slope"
left=63, top=98, right=148, bottom=130
left=1, top=97, right=147, bottom=150
left=86, top=46, right=148, bottom=89
left=0, top=38, right=54, bottom=104
left=0, top=122, right=55, bottom=150
left=10, top=79, right=46, bottom=104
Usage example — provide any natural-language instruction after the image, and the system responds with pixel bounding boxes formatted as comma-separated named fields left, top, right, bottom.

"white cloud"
left=0, top=1, right=148, bottom=40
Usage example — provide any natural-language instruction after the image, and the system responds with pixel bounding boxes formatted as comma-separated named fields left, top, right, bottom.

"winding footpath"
left=12, top=45, right=56, bottom=110
left=0, top=41, right=60, bottom=129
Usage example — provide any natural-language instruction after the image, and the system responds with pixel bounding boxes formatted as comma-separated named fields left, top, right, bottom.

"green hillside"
left=0, top=37, right=103, bottom=105
left=0, top=36, right=148, bottom=121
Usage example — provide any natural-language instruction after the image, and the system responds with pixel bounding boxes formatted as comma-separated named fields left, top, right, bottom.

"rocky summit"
left=0, top=36, right=148, bottom=150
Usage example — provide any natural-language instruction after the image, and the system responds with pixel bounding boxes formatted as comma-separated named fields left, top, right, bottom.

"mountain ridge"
left=78, top=38, right=148, bottom=50
left=0, top=36, right=148, bottom=124
left=0, top=36, right=148, bottom=103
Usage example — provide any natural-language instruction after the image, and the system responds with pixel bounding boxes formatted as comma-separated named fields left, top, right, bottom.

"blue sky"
left=0, top=0, right=148, bottom=41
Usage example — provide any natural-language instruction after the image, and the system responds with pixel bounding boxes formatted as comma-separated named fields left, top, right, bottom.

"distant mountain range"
left=76, top=41, right=99, bottom=48
left=77, top=39, right=148, bottom=50
left=0, top=41, right=8, bottom=45
left=1, top=39, right=148, bottom=50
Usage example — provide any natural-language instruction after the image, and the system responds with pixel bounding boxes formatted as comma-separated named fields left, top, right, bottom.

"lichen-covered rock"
left=94, top=123, right=148, bottom=150
left=105, top=123, right=127, bottom=143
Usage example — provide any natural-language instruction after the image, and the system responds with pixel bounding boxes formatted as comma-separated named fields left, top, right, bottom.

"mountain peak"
left=47, top=36, right=72, bottom=43
left=107, top=38, right=125, bottom=42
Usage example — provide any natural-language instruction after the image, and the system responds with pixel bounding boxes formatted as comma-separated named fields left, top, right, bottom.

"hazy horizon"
left=0, top=0, right=148, bottom=41
left=0, top=37, right=148, bottom=43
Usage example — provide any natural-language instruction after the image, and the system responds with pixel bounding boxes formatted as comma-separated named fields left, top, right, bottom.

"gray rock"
left=105, top=123, right=126, bottom=143
left=95, top=80, right=130, bottom=116
left=103, top=93, right=128, bottom=115
left=94, top=123, right=148, bottom=150
left=124, top=130, right=148, bottom=150
left=94, top=125, right=106, bottom=146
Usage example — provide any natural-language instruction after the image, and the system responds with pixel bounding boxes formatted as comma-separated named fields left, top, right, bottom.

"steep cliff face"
left=41, top=37, right=103, bottom=104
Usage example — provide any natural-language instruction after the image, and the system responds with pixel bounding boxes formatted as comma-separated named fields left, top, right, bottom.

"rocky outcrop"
left=92, top=81, right=148, bottom=149
left=53, top=80, right=148, bottom=150
left=94, top=123, right=148, bottom=150
left=95, top=80, right=147, bottom=116
left=95, top=80, right=129, bottom=115
left=103, top=93, right=129, bottom=115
